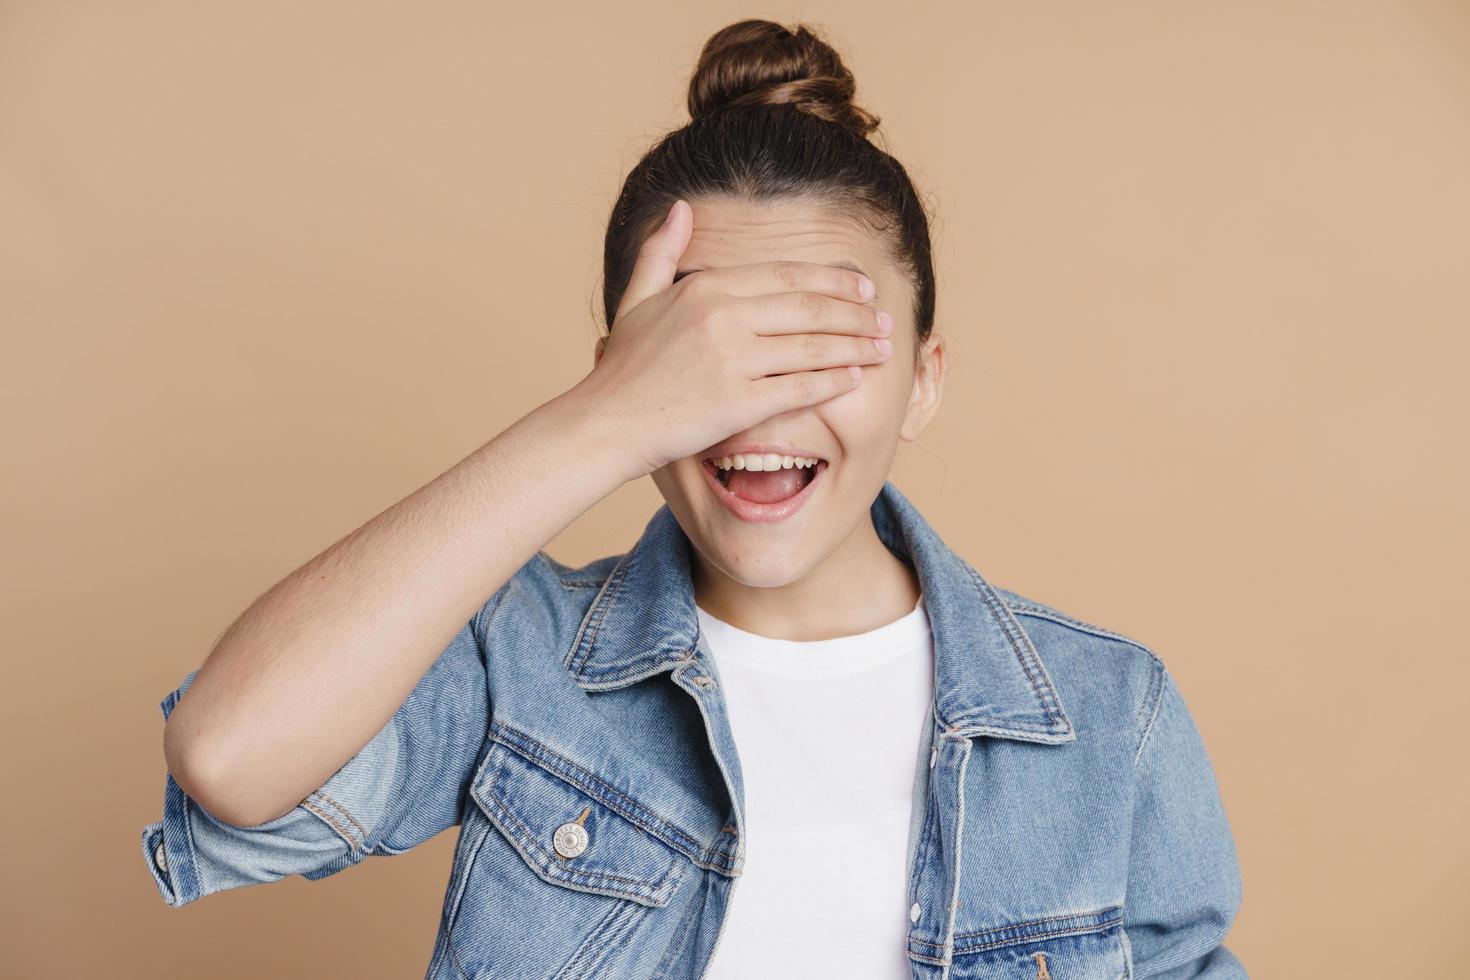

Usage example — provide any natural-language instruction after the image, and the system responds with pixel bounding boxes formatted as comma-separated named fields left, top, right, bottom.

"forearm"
left=163, top=385, right=632, bottom=826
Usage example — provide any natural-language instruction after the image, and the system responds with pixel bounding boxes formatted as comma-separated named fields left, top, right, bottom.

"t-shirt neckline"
left=694, top=594, right=929, bottom=676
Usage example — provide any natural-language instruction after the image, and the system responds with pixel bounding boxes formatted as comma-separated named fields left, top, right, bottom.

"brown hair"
left=600, top=19, right=937, bottom=360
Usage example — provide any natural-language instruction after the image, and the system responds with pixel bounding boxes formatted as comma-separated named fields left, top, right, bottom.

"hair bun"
left=687, top=20, right=880, bottom=139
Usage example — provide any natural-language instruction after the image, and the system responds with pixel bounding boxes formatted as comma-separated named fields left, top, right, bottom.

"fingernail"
left=876, top=310, right=894, bottom=334
left=662, top=200, right=680, bottom=226
left=858, top=276, right=876, bottom=300
left=874, top=337, right=892, bottom=356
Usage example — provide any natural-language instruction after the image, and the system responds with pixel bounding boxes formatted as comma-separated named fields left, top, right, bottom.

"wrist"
left=537, top=384, right=646, bottom=488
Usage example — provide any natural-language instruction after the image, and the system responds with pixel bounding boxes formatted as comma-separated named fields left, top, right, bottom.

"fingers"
left=613, top=200, right=691, bottom=325
left=748, top=330, right=893, bottom=379
left=696, top=260, right=876, bottom=304
left=753, top=365, right=866, bottom=416
left=723, top=289, right=889, bottom=339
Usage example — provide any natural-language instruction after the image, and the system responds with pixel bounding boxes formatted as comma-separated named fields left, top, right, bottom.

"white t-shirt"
left=695, top=594, right=935, bottom=979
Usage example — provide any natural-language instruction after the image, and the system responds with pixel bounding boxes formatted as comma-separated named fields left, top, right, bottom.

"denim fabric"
left=140, top=480, right=1245, bottom=979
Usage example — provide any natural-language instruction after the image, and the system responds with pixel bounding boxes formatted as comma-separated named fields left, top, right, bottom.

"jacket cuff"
left=140, top=769, right=204, bottom=907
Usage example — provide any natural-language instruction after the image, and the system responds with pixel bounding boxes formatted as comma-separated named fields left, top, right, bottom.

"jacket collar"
left=564, top=481, right=1075, bottom=743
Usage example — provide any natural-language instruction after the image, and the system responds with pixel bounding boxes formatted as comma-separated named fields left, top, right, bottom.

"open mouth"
left=705, top=456, right=821, bottom=493
left=699, top=453, right=828, bottom=523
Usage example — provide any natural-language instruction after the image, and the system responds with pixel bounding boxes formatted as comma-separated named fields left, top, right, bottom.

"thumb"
left=613, top=199, right=691, bottom=326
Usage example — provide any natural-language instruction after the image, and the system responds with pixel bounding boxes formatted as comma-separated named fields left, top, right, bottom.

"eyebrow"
left=673, top=259, right=869, bottom=284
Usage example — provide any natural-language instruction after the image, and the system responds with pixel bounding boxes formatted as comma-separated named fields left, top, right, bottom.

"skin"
left=598, top=196, right=947, bottom=642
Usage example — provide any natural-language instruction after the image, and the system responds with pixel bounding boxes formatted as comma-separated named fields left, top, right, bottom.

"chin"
left=697, top=540, right=813, bottom=590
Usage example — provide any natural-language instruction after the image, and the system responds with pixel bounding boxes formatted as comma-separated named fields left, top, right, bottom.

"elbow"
left=162, top=687, right=222, bottom=798
left=171, top=753, right=292, bottom=828
left=163, top=723, right=285, bottom=828
left=162, top=706, right=221, bottom=807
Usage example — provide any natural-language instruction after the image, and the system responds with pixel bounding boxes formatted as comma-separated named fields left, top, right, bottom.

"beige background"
left=3, top=1, right=1466, bottom=976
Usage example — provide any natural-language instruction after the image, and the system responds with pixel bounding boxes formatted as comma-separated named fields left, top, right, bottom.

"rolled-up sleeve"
left=141, top=605, right=495, bottom=908
left=1124, top=662, right=1247, bottom=977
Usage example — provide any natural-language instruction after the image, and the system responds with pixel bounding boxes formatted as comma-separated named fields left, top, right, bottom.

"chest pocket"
left=942, top=905, right=1132, bottom=980
left=467, top=730, right=692, bottom=908
left=433, top=730, right=698, bottom=979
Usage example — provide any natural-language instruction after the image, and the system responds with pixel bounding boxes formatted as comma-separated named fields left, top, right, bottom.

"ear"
left=900, top=331, right=946, bottom=442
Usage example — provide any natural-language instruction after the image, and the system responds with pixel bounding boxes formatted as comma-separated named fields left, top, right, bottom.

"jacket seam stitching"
left=300, top=797, right=363, bottom=854
left=649, top=881, right=702, bottom=979
left=968, top=570, right=1064, bottom=725
left=912, top=910, right=1123, bottom=956
left=1134, top=663, right=1169, bottom=767
left=1004, top=601, right=1156, bottom=657
left=1003, top=599, right=1168, bottom=755
left=949, top=904, right=1123, bottom=941
left=540, top=551, right=618, bottom=591
left=574, top=659, right=686, bottom=688
left=907, top=740, right=943, bottom=928
left=567, top=548, right=635, bottom=675
left=314, top=789, right=369, bottom=845
left=553, top=884, right=650, bottom=978
left=954, top=913, right=1124, bottom=954
left=488, top=722, right=737, bottom=873
left=938, top=738, right=973, bottom=977
left=445, top=931, right=472, bottom=980
left=484, top=776, right=670, bottom=896
left=178, top=781, right=201, bottom=901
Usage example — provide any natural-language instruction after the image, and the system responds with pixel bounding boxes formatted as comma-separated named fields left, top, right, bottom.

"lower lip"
left=700, top=459, right=828, bottom=524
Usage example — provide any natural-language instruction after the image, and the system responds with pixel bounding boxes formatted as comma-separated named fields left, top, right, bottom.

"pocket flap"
left=933, top=905, right=1131, bottom=978
left=470, top=735, right=688, bottom=908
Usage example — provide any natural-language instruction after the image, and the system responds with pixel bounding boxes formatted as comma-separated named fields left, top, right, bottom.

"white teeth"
left=709, top=453, right=822, bottom=472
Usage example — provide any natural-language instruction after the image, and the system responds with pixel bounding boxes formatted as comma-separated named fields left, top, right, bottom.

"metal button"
left=909, top=902, right=922, bottom=923
left=153, top=839, right=168, bottom=874
left=553, top=821, right=589, bottom=859
left=929, top=746, right=938, bottom=768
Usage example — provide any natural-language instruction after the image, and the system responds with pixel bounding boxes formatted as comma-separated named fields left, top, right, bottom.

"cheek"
left=812, top=361, right=911, bottom=455
left=827, top=350, right=912, bottom=415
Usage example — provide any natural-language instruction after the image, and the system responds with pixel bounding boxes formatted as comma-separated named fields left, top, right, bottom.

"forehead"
left=674, top=196, right=888, bottom=282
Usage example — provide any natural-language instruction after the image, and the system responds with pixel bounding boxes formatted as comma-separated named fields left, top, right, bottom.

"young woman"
left=141, top=19, right=1245, bottom=980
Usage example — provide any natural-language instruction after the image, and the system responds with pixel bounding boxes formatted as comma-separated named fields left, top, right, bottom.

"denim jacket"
left=141, top=481, right=1245, bottom=979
